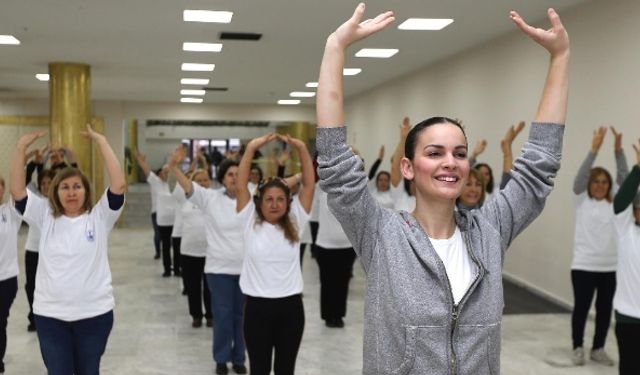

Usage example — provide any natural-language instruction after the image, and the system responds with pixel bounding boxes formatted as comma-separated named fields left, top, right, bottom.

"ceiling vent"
left=219, top=32, right=262, bottom=41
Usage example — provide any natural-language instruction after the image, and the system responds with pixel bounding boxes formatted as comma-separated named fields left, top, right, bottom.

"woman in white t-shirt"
left=236, top=133, right=314, bottom=375
left=0, top=176, right=22, bottom=374
left=569, top=126, right=628, bottom=366
left=10, top=126, right=125, bottom=375
left=390, top=117, right=416, bottom=212
left=178, top=169, right=213, bottom=328
left=169, top=154, right=247, bottom=375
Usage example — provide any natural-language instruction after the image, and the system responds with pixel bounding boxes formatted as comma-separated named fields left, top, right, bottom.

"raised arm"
left=81, top=125, right=126, bottom=195
left=391, top=117, right=411, bottom=187
left=614, top=139, right=640, bottom=214
left=368, top=145, right=384, bottom=180
left=11, top=131, right=48, bottom=200
left=237, top=133, right=277, bottom=212
left=611, top=126, right=629, bottom=185
left=133, top=149, right=152, bottom=178
left=316, top=3, right=394, bottom=127
left=279, top=134, right=315, bottom=212
left=167, top=146, right=192, bottom=196
left=574, top=127, right=605, bottom=194
left=510, top=8, right=569, bottom=124
left=501, top=121, right=525, bottom=173
left=469, top=139, right=487, bottom=168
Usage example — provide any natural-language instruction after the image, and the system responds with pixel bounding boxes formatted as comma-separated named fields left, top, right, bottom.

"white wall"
left=343, top=0, right=640, bottom=305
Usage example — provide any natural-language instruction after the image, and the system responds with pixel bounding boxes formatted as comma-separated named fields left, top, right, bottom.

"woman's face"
left=40, top=176, right=52, bottom=196
left=403, top=123, right=469, bottom=202
left=477, top=165, right=492, bottom=189
left=193, top=172, right=210, bottom=189
left=57, top=175, right=86, bottom=216
left=222, top=166, right=239, bottom=193
left=588, top=173, right=610, bottom=201
left=376, top=173, right=390, bottom=192
left=459, top=175, right=483, bottom=207
left=249, top=168, right=261, bottom=185
left=259, top=186, right=288, bottom=224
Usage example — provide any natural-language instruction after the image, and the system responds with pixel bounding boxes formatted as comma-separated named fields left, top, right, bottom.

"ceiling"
left=1, top=0, right=591, bottom=105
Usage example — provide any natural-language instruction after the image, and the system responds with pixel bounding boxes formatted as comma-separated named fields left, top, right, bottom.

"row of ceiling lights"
left=1, top=15, right=452, bottom=105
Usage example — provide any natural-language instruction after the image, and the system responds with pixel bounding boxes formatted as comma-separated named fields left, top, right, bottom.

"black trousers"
left=151, top=213, right=160, bottom=256
left=244, top=294, right=304, bottom=375
left=171, top=237, right=181, bottom=274
left=0, top=277, right=18, bottom=367
left=571, top=270, right=616, bottom=349
left=616, top=320, right=640, bottom=375
left=25, top=249, right=39, bottom=326
left=157, top=225, right=173, bottom=274
left=315, top=246, right=356, bottom=321
left=181, top=254, right=211, bottom=320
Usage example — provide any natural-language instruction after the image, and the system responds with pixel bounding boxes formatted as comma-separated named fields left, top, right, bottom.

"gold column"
left=287, top=122, right=311, bottom=174
left=49, top=63, right=92, bottom=175
left=90, top=117, right=105, bottom=202
left=126, top=119, right=139, bottom=184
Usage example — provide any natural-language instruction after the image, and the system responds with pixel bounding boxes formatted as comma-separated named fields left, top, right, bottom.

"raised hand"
left=591, top=126, right=607, bottom=154
left=168, top=145, right=187, bottom=168
left=277, top=134, right=306, bottom=150
left=248, top=133, right=277, bottom=151
left=400, top=117, right=411, bottom=139
left=633, top=138, right=640, bottom=166
left=17, top=130, right=48, bottom=150
left=501, top=121, right=525, bottom=153
left=331, top=3, right=395, bottom=49
left=510, top=8, right=569, bottom=57
left=277, top=148, right=291, bottom=166
left=471, top=140, right=487, bottom=160
left=610, top=126, right=622, bottom=152
left=378, top=145, right=385, bottom=160
left=80, top=124, right=106, bottom=142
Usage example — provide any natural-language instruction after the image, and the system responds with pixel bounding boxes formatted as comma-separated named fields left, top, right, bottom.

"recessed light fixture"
left=305, top=82, right=318, bottom=88
left=343, top=68, right=362, bottom=76
left=289, top=91, right=316, bottom=98
left=0, top=35, right=20, bottom=45
left=355, top=48, right=399, bottom=58
left=181, top=97, right=204, bottom=103
left=278, top=100, right=301, bottom=105
left=35, top=74, right=50, bottom=81
left=180, top=89, right=206, bottom=96
left=398, top=18, right=453, bottom=31
left=181, top=78, right=210, bottom=85
left=183, top=10, right=233, bottom=23
left=181, top=63, right=215, bottom=72
left=183, top=42, right=223, bottom=52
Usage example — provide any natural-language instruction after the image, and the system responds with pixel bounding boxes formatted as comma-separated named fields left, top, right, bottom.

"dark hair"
left=474, top=163, right=494, bottom=194
left=49, top=167, right=93, bottom=218
left=404, top=117, right=467, bottom=160
left=37, top=169, right=56, bottom=194
left=250, top=164, right=264, bottom=181
left=0, top=176, right=4, bottom=188
left=216, top=159, right=239, bottom=184
left=253, top=177, right=299, bottom=243
left=588, top=167, right=613, bottom=202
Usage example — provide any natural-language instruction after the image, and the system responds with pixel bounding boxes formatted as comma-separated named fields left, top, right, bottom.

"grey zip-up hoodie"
left=316, top=123, right=564, bottom=375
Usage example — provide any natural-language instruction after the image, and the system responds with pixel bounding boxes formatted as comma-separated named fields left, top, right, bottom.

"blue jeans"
left=35, top=310, right=113, bottom=375
left=206, top=273, right=245, bottom=365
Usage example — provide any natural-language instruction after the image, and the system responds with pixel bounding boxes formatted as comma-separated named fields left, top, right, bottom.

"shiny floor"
left=4, top=227, right=618, bottom=374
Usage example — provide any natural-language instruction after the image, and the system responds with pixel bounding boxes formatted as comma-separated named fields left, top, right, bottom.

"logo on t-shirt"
left=86, top=229, right=95, bottom=242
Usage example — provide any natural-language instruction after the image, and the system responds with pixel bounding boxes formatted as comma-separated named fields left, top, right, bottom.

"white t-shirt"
left=315, top=188, right=352, bottom=249
left=189, top=183, right=245, bottom=274
left=23, top=189, right=123, bottom=321
left=428, top=226, right=476, bottom=304
left=0, top=202, right=21, bottom=281
left=368, top=180, right=395, bottom=209
left=148, top=173, right=176, bottom=226
left=179, top=200, right=207, bottom=258
left=571, top=193, right=617, bottom=271
left=613, top=206, right=640, bottom=319
left=170, top=184, right=187, bottom=238
left=238, top=197, right=310, bottom=298
left=391, top=183, right=416, bottom=213
left=25, top=184, right=41, bottom=252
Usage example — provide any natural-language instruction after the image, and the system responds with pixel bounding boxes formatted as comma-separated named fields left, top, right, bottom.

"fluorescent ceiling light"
left=180, top=89, right=206, bottom=96
left=398, top=18, right=453, bottom=31
left=0, top=35, right=20, bottom=45
left=305, top=82, right=318, bottom=88
left=343, top=68, right=362, bottom=76
left=183, top=10, right=233, bottom=23
left=289, top=91, right=316, bottom=98
left=183, top=42, right=223, bottom=52
left=278, top=100, right=300, bottom=105
left=181, top=78, right=210, bottom=85
left=35, top=74, right=50, bottom=81
left=355, top=48, right=399, bottom=58
left=181, top=97, right=204, bottom=103
left=181, top=63, right=215, bottom=71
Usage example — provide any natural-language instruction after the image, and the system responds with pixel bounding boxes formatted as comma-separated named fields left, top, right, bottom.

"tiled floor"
left=3, top=227, right=619, bottom=374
